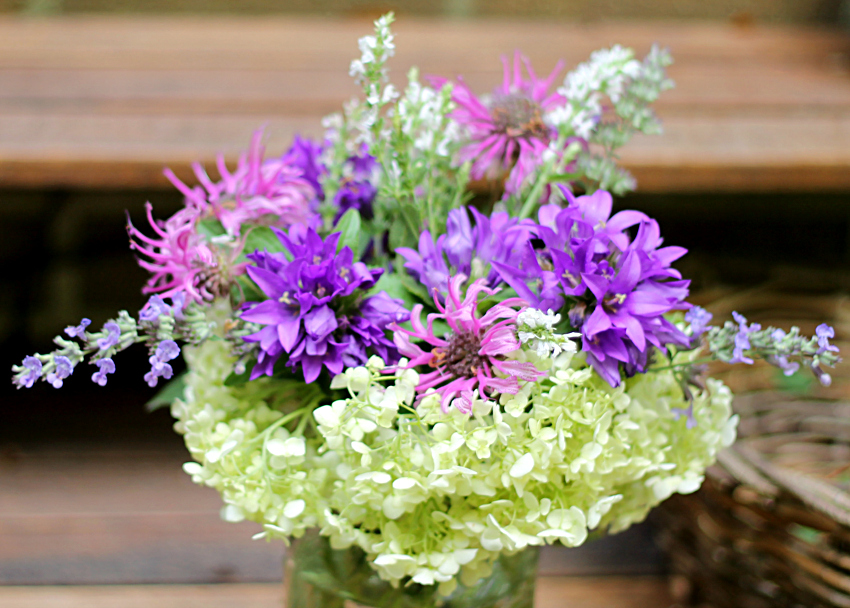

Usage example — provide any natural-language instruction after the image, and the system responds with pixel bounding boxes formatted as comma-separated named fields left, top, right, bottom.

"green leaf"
left=235, top=274, right=265, bottom=303
left=146, top=373, right=187, bottom=412
left=242, top=226, right=286, bottom=256
left=224, top=360, right=256, bottom=387
left=369, top=273, right=418, bottom=310
left=335, top=209, right=363, bottom=259
left=397, top=268, right=432, bottom=303
left=196, top=218, right=225, bottom=239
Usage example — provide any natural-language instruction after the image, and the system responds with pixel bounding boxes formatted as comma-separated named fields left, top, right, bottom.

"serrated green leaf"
left=335, top=209, right=362, bottom=259
left=146, top=373, right=187, bottom=412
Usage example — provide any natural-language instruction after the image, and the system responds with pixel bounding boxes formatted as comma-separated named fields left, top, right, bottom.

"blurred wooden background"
left=1, top=3, right=849, bottom=606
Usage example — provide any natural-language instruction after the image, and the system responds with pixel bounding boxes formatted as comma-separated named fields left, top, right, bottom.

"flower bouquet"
left=12, top=14, right=841, bottom=608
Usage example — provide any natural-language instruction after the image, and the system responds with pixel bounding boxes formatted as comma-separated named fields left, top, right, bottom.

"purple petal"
left=303, top=305, right=338, bottom=339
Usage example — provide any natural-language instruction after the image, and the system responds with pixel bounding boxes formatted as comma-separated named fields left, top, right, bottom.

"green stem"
left=646, top=357, right=714, bottom=373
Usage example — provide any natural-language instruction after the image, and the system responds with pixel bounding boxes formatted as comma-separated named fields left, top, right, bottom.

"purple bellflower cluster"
left=282, top=135, right=326, bottom=204
left=333, top=152, right=379, bottom=222
left=496, top=189, right=690, bottom=386
left=397, top=206, right=534, bottom=296
left=240, top=225, right=409, bottom=383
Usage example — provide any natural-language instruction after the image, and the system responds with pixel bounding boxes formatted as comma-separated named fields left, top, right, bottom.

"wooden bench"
left=0, top=16, right=849, bottom=192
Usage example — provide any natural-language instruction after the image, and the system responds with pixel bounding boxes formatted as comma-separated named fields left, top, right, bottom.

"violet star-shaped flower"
left=397, top=206, right=534, bottom=296
left=241, top=226, right=408, bottom=383
left=493, top=189, right=692, bottom=387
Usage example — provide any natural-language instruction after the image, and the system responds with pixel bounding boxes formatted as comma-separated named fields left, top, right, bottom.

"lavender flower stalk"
left=690, top=308, right=841, bottom=386
left=12, top=293, right=213, bottom=390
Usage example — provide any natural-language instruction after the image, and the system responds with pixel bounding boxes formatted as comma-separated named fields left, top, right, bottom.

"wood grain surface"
left=0, top=577, right=675, bottom=608
left=0, top=16, right=848, bottom=191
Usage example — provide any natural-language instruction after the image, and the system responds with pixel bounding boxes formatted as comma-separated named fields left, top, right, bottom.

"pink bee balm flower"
left=447, top=52, right=567, bottom=195
left=165, top=129, right=317, bottom=237
left=127, top=203, right=217, bottom=303
left=391, top=275, right=544, bottom=415
left=127, top=129, right=319, bottom=304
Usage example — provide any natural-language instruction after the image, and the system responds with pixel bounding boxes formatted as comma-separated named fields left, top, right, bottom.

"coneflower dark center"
left=430, top=331, right=484, bottom=378
left=490, top=94, right=549, bottom=140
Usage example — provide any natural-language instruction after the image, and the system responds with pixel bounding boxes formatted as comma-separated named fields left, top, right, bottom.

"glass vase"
left=284, top=529, right=539, bottom=608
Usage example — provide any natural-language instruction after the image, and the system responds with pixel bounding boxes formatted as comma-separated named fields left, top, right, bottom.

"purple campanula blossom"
left=332, top=152, right=379, bottom=222
left=240, top=226, right=409, bottom=383
left=97, top=322, right=121, bottom=350
left=493, top=189, right=691, bottom=387
left=397, top=206, right=534, bottom=296
left=46, top=356, right=74, bottom=389
left=334, top=180, right=377, bottom=221
left=65, top=318, right=91, bottom=339
left=283, top=136, right=326, bottom=200
left=91, top=358, right=115, bottom=387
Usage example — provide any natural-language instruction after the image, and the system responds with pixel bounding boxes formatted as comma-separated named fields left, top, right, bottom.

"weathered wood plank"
left=2, top=113, right=849, bottom=191
left=0, top=17, right=846, bottom=68
left=0, top=16, right=847, bottom=191
left=2, top=63, right=849, bottom=113
left=0, top=577, right=674, bottom=608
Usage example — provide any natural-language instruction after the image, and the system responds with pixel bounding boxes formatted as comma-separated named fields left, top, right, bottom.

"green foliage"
left=334, top=208, right=363, bottom=259
left=146, top=373, right=187, bottom=412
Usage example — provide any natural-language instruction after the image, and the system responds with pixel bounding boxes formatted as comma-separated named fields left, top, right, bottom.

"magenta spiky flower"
left=127, top=203, right=224, bottom=303
left=165, top=129, right=317, bottom=237
left=127, top=130, right=320, bottom=304
left=448, top=52, right=567, bottom=195
left=391, top=275, right=544, bottom=415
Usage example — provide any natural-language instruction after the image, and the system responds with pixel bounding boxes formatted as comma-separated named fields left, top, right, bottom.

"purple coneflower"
left=391, top=275, right=543, bottom=415
left=445, top=52, right=567, bottom=195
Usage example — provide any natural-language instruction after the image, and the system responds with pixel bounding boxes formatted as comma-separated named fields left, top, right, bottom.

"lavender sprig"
left=687, top=307, right=841, bottom=386
left=11, top=292, right=213, bottom=390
